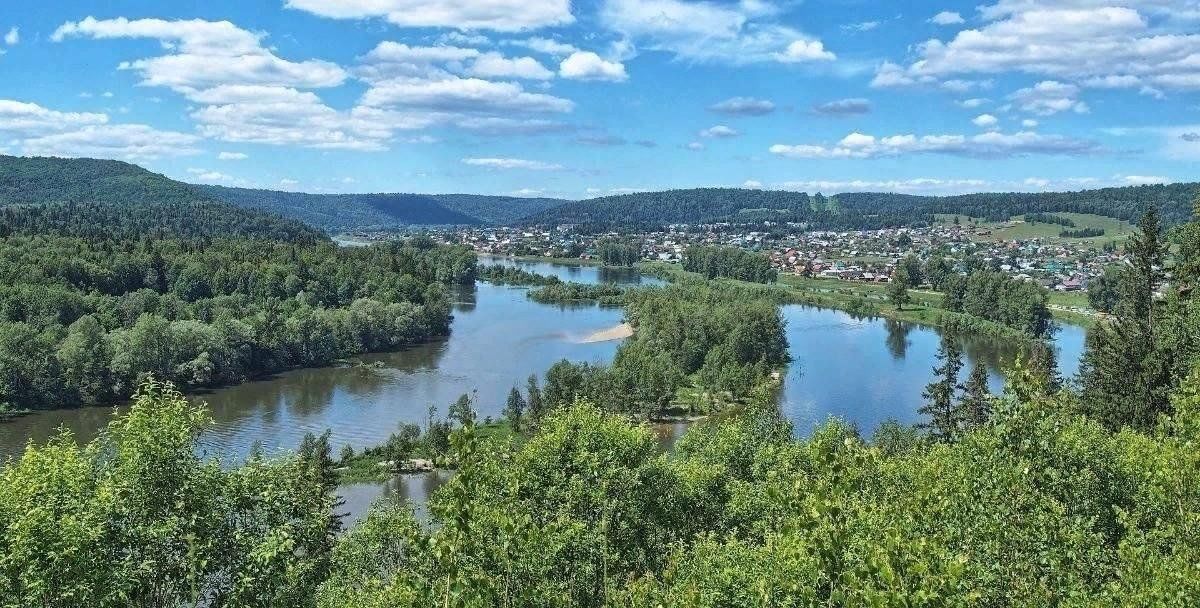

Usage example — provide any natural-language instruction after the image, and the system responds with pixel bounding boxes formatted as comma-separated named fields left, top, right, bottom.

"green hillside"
left=0, top=156, right=325, bottom=242
left=524, top=183, right=1200, bottom=230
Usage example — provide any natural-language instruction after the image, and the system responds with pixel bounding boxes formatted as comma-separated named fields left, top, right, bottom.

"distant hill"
left=431, top=194, right=567, bottom=226
left=524, top=184, right=1200, bottom=230
left=0, top=155, right=325, bottom=242
left=199, top=186, right=568, bottom=230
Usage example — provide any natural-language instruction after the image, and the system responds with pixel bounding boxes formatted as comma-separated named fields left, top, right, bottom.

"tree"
left=888, top=263, right=912, bottom=311
left=1088, top=265, right=1122, bottom=313
left=503, top=386, right=527, bottom=432
left=448, top=392, right=477, bottom=427
left=1080, top=207, right=1169, bottom=429
left=919, top=333, right=964, bottom=442
left=959, top=362, right=992, bottom=430
left=526, top=374, right=545, bottom=422
left=57, top=315, right=113, bottom=405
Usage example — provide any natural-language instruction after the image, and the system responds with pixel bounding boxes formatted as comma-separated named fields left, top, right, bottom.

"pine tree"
left=920, top=333, right=964, bottom=442
left=1080, top=207, right=1168, bottom=429
left=959, top=362, right=992, bottom=430
left=503, top=385, right=527, bottom=432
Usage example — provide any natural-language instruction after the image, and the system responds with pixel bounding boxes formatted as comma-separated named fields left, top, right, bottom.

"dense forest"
left=524, top=183, right=1200, bottom=231
left=201, top=186, right=567, bottom=229
left=0, top=156, right=323, bottom=242
left=0, top=236, right=475, bottom=410
left=683, top=245, right=776, bottom=283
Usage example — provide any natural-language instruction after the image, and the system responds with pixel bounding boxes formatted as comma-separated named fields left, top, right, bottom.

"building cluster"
left=376, top=221, right=1126, bottom=293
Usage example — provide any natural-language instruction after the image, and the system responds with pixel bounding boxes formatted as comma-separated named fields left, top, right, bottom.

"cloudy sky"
left=1, top=0, right=1198, bottom=198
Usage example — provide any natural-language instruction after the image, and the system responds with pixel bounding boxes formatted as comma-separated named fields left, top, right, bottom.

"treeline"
left=0, top=236, right=476, bottom=410
left=1024, top=212, right=1076, bottom=226
left=943, top=270, right=1054, bottom=338
left=526, top=183, right=1199, bottom=231
left=0, top=155, right=324, bottom=243
left=477, top=264, right=563, bottom=286
left=519, top=283, right=789, bottom=415
left=528, top=283, right=626, bottom=306
left=1061, top=227, right=1105, bottom=238
left=596, top=238, right=641, bottom=266
left=682, top=245, right=776, bottom=283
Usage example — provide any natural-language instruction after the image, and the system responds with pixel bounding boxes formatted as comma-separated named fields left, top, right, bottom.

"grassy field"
left=935, top=213, right=1134, bottom=246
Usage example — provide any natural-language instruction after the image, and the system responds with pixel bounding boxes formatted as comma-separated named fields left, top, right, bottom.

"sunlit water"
left=0, top=259, right=1085, bottom=524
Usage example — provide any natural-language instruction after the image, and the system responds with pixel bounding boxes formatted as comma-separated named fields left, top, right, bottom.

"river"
left=0, top=258, right=1085, bottom=524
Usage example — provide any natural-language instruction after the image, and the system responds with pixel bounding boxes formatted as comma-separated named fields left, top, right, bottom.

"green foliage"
left=942, top=269, right=1054, bottom=337
left=0, top=236, right=475, bottom=409
left=596, top=238, right=641, bottom=267
left=682, top=246, right=776, bottom=283
left=0, top=380, right=337, bottom=607
left=1087, top=265, right=1122, bottom=313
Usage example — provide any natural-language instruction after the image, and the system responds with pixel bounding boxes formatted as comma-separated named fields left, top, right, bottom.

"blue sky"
left=0, top=0, right=1198, bottom=199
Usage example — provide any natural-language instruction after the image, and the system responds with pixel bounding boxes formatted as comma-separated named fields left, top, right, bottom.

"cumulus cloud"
left=218, top=151, right=248, bottom=160
left=878, top=4, right=1200, bottom=92
left=22, top=124, right=201, bottom=161
left=709, top=97, right=776, bottom=116
left=559, top=51, right=628, bottom=82
left=462, top=157, right=564, bottom=170
left=361, top=77, right=573, bottom=114
left=284, top=0, right=574, bottom=32
left=4, top=27, right=18, bottom=46
left=468, top=52, right=554, bottom=80
left=813, top=98, right=871, bottom=115
left=599, top=0, right=834, bottom=65
left=575, top=133, right=627, bottom=146
left=0, top=99, right=108, bottom=136
left=929, top=11, right=965, bottom=25
left=769, top=129, right=1100, bottom=159
left=699, top=125, right=739, bottom=138
left=510, top=37, right=579, bottom=57
left=52, top=17, right=346, bottom=92
left=972, top=113, right=999, bottom=128
left=1010, top=81, right=1089, bottom=115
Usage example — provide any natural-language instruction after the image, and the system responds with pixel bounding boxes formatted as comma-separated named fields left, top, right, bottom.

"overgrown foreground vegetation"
left=5, top=367, right=1200, bottom=606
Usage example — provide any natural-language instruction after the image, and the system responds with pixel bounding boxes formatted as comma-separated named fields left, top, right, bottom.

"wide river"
left=0, top=257, right=1085, bottom=523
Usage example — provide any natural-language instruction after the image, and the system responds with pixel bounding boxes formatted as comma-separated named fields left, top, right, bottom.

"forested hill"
left=524, top=183, right=1200, bottom=230
left=835, top=182, right=1200, bottom=227
left=0, top=155, right=325, bottom=242
left=200, top=186, right=568, bottom=229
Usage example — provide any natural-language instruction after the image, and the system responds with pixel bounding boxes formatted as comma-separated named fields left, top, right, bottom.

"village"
left=432, top=217, right=1125, bottom=293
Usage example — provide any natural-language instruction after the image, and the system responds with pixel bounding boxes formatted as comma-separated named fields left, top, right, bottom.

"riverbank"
left=640, top=261, right=1093, bottom=334
left=579, top=323, right=634, bottom=343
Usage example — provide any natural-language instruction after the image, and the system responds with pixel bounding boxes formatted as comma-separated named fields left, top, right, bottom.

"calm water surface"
left=0, top=260, right=1085, bottom=522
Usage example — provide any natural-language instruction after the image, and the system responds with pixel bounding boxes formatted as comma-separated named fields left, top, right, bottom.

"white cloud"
left=813, top=98, right=871, bottom=115
left=972, top=113, right=999, bottom=128
left=743, top=179, right=764, bottom=189
left=769, top=129, right=1100, bottom=159
left=776, top=178, right=991, bottom=195
left=186, top=168, right=234, bottom=182
left=4, top=27, right=18, bottom=46
left=699, top=124, right=739, bottom=138
left=285, top=0, right=574, bottom=31
left=776, top=40, right=835, bottom=63
left=686, top=141, right=704, bottom=150
left=929, top=11, right=965, bottom=25
left=843, top=21, right=880, bottom=32
left=218, top=151, right=248, bottom=160
left=709, top=96, right=775, bottom=116
left=468, top=52, right=554, bottom=80
left=882, top=4, right=1200, bottom=92
left=559, top=51, right=628, bottom=82
left=600, top=0, right=834, bottom=65
left=0, top=99, right=108, bottom=137
left=21, top=124, right=201, bottom=161
left=958, top=98, right=988, bottom=108
left=1010, top=81, right=1089, bottom=115
left=510, top=37, right=579, bottom=57
left=53, top=17, right=346, bottom=93
left=462, top=157, right=564, bottom=170
left=361, top=77, right=573, bottom=114
left=1022, top=118, right=1039, bottom=128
